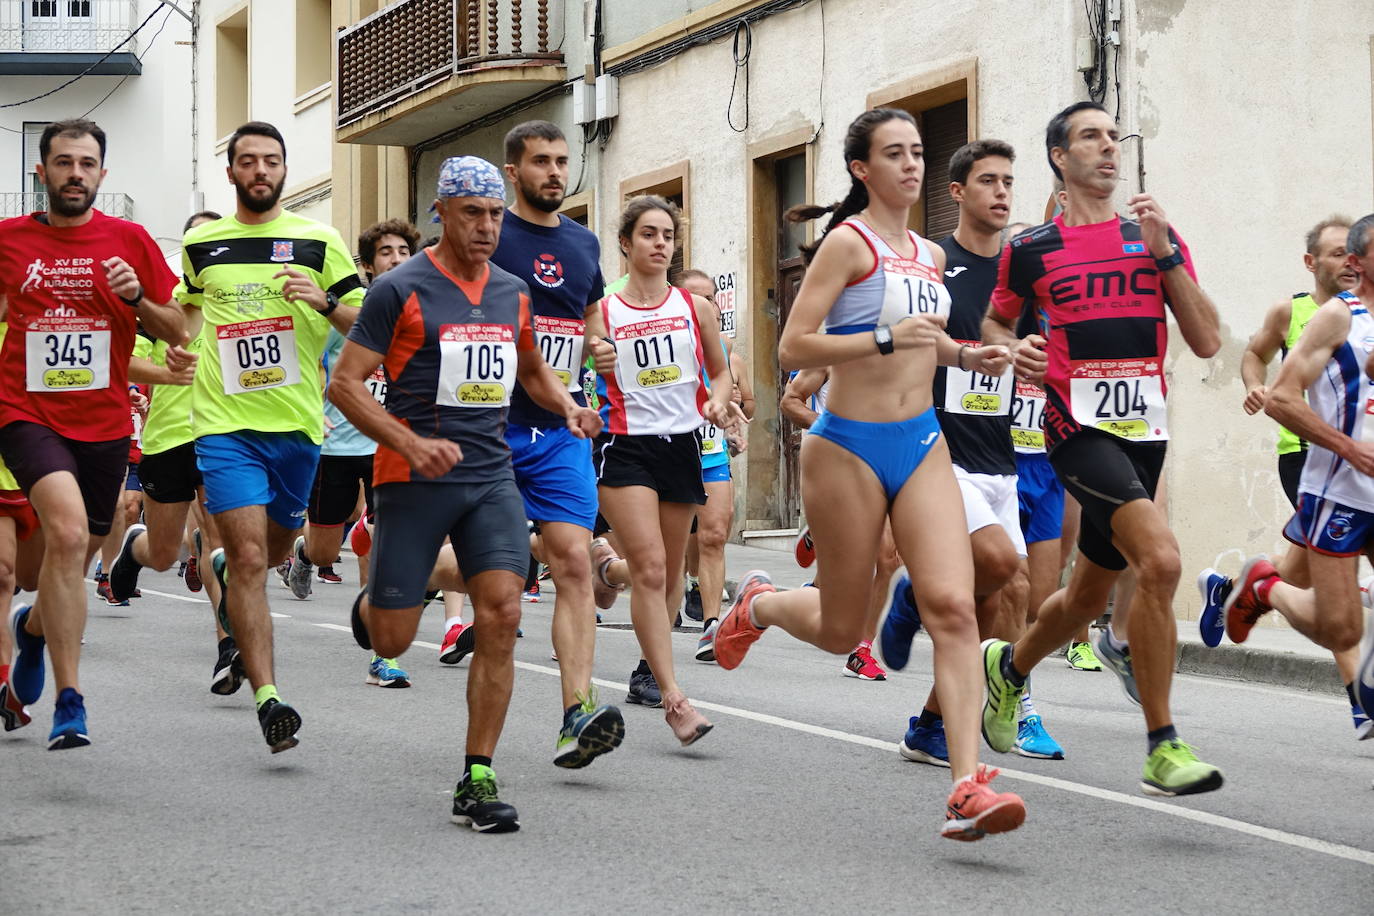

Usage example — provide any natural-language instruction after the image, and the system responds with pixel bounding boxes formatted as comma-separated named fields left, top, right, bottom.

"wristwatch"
left=1154, top=245, right=1185, bottom=272
left=320, top=291, right=340, bottom=316
left=873, top=324, right=894, bottom=355
left=118, top=285, right=144, bottom=308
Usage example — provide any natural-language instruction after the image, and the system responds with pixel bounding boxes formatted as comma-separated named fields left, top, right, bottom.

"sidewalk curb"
left=1176, top=642, right=1342, bottom=697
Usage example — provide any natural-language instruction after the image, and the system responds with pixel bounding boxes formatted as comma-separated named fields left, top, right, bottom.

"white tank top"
left=1299, top=291, right=1374, bottom=512
left=600, top=287, right=707, bottom=436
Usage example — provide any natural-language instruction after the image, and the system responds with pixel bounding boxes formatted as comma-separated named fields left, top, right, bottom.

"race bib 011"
left=615, top=315, right=695, bottom=392
left=25, top=315, right=112, bottom=392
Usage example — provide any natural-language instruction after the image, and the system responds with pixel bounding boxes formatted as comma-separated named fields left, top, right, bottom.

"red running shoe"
left=440, top=622, right=475, bottom=665
left=350, top=518, right=372, bottom=558
left=185, top=556, right=203, bottom=593
left=1222, top=556, right=1277, bottom=644
left=794, top=527, right=815, bottom=569
left=844, top=645, right=887, bottom=681
left=942, top=765, right=1026, bottom=841
left=713, top=570, right=774, bottom=670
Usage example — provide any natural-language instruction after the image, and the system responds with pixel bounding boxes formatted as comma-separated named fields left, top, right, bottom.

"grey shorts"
left=368, top=478, right=529, bottom=609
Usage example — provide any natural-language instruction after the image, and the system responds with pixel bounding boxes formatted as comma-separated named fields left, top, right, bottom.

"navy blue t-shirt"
left=491, top=210, right=605, bottom=427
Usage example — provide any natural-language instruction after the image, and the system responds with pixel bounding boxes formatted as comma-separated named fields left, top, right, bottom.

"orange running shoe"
left=713, top=570, right=774, bottom=670
left=794, top=527, right=815, bottom=569
left=1222, top=556, right=1277, bottom=644
left=942, top=765, right=1026, bottom=841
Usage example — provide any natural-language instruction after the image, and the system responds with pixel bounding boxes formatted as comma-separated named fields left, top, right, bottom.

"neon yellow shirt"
left=181, top=212, right=364, bottom=444
left=1277, top=294, right=1320, bottom=456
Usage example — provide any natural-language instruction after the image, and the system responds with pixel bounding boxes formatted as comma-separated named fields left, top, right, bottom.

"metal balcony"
left=0, top=191, right=135, bottom=221
left=337, top=0, right=565, bottom=146
left=0, top=1, right=142, bottom=75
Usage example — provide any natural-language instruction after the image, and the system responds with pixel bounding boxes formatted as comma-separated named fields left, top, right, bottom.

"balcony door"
left=23, top=1, right=96, bottom=51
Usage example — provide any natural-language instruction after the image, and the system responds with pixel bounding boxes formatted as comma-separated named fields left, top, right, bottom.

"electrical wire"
left=806, top=0, right=825, bottom=144
left=79, top=5, right=176, bottom=120
left=726, top=20, right=751, bottom=132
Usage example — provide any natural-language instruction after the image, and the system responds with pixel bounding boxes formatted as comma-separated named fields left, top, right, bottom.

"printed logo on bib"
left=533, top=315, right=586, bottom=392
left=880, top=257, right=950, bottom=326
left=615, top=316, right=695, bottom=390
left=438, top=323, right=515, bottom=408
left=216, top=316, right=302, bottom=395
left=943, top=338, right=1010, bottom=416
left=1068, top=357, right=1167, bottom=441
left=1011, top=380, right=1047, bottom=453
left=365, top=365, right=388, bottom=404
left=26, top=315, right=112, bottom=392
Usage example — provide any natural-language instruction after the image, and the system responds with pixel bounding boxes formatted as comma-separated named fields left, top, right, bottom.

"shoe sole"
left=0, top=683, right=31, bottom=731
left=365, top=674, right=412, bottom=688
left=676, top=721, right=713, bottom=747
left=843, top=668, right=885, bottom=680
left=624, top=691, right=663, bottom=709
left=554, top=707, right=626, bottom=769
left=694, top=645, right=716, bottom=662
left=1141, top=769, right=1225, bottom=797
left=451, top=813, right=521, bottom=833
left=1015, top=744, right=1065, bottom=760
left=262, top=707, right=302, bottom=754
left=898, top=740, right=950, bottom=768
left=942, top=798, right=1026, bottom=841
left=210, top=651, right=244, bottom=696
left=439, top=626, right=476, bottom=665
left=47, top=729, right=91, bottom=751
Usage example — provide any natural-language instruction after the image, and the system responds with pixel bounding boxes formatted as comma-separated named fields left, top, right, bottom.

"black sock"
left=523, top=553, right=539, bottom=591
left=1147, top=725, right=1178, bottom=752
left=1000, top=646, right=1026, bottom=688
left=465, top=755, right=493, bottom=774
left=218, top=636, right=234, bottom=652
left=915, top=708, right=942, bottom=729
left=1346, top=681, right=1359, bottom=709
left=703, top=617, right=717, bottom=628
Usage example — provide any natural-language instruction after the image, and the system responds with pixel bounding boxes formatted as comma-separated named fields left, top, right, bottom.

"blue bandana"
left=430, top=156, right=506, bottom=222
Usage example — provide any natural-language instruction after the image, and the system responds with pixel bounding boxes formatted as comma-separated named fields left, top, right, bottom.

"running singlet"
left=699, top=338, right=731, bottom=466
left=600, top=287, right=707, bottom=436
left=180, top=211, right=365, bottom=444
left=934, top=236, right=1014, bottom=475
left=490, top=210, right=605, bottom=427
left=347, top=251, right=535, bottom=486
left=0, top=210, right=177, bottom=441
left=1298, top=291, right=1374, bottom=511
left=990, top=213, right=1196, bottom=450
left=1277, top=292, right=1321, bottom=456
left=825, top=219, right=951, bottom=332
left=321, top=328, right=381, bottom=457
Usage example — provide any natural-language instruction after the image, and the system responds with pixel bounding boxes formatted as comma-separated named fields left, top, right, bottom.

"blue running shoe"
left=1196, top=567, right=1231, bottom=648
left=1351, top=704, right=1372, bottom=741
left=48, top=687, right=90, bottom=750
left=878, top=575, right=921, bottom=671
left=898, top=716, right=950, bottom=767
left=1015, top=715, right=1064, bottom=759
left=1095, top=628, right=1142, bottom=707
left=366, top=655, right=411, bottom=688
left=10, top=605, right=45, bottom=706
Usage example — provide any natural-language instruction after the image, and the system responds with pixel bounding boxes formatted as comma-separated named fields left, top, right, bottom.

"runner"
left=0, top=119, right=184, bottom=749
left=94, top=382, right=149, bottom=607
left=110, top=210, right=234, bottom=692
left=490, top=120, right=624, bottom=765
left=711, top=108, right=1026, bottom=840
left=332, top=155, right=602, bottom=831
left=586, top=194, right=733, bottom=745
left=980, top=101, right=1224, bottom=796
left=180, top=121, right=365, bottom=752
left=1202, top=216, right=1374, bottom=736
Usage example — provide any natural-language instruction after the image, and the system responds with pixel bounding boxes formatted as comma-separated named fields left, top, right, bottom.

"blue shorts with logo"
left=703, top=461, right=731, bottom=484
left=1283, top=493, right=1374, bottom=557
left=196, top=431, right=320, bottom=530
left=507, top=422, right=597, bottom=529
left=1016, top=452, right=1065, bottom=545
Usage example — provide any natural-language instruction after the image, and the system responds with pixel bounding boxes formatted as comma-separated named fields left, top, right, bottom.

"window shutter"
left=920, top=99, right=968, bottom=241
left=23, top=122, right=48, bottom=177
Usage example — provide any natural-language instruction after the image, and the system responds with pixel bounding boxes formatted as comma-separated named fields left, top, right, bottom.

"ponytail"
left=788, top=176, right=869, bottom=266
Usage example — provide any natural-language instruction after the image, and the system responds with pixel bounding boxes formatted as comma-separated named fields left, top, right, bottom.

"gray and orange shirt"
left=347, top=249, right=535, bottom=486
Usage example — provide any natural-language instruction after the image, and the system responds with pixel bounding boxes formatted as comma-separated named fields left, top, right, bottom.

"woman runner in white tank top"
left=585, top=196, right=733, bottom=746
left=709, top=109, right=1027, bottom=841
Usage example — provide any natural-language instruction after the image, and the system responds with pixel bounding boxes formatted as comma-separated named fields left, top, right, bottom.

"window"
left=619, top=161, right=690, bottom=282
left=868, top=60, right=978, bottom=241
left=215, top=7, right=249, bottom=140
left=295, top=0, right=331, bottom=97
left=560, top=191, right=593, bottom=230
left=22, top=122, right=50, bottom=195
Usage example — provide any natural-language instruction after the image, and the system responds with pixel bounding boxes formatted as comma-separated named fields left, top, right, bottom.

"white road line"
left=313, top=627, right=1374, bottom=867
left=270, top=613, right=292, bottom=619
left=112, top=585, right=207, bottom=605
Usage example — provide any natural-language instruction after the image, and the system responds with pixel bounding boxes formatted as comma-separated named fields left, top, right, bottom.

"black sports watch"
left=1154, top=245, right=1185, bottom=272
left=320, top=291, right=340, bottom=316
left=874, top=324, right=894, bottom=355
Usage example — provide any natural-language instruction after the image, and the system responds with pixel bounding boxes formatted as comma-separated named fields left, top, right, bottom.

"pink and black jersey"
left=600, top=287, right=707, bottom=436
left=990, top=213, right=1196, bottom=451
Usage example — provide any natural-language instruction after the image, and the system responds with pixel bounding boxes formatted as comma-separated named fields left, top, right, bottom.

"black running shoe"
left=625, top=660, right=662, bottom=708
left=107, top=523, right=145, bottom=603
left=350, top=587, right=372, bottom=651
left=451, top=765, right=520, bottom=833
left=257, top=698, right=301, bottom=754
left=209, top=548, right=231, bottom=637
left=683, top=581, right=704, bottom=621
left=211, top=638, right=244, bottom=696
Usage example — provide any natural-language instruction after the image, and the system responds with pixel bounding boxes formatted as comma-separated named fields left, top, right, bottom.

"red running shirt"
left=990, top=213, right=1196, bottom=450
left=0, top=210, right=177, bottom=442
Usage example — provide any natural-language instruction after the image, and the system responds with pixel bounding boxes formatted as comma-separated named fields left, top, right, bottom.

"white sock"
left=1106, top=623, right=1127, bottom=651
left=1020, top=678, right=1038, bottom=719
left=444, top=615, right=463, bottom=630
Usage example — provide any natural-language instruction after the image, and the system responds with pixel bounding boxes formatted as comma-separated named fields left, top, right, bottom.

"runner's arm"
left=781, top=368, right=826, bottom=429
left=729, top=349, right=755, bottom=419
left=583, top=300, right=616, bottom=374
left=1265, top=302, right=1373, bottom=471
left=514, top=348, right=602, bottom=440
left=1127, top=196, right=1220, bottom=358
left=128, top=355, right=189, bottom=386
left=1240, top=299, right=1291, bottom=414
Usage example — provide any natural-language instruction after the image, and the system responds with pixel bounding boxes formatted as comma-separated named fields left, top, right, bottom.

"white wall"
left=0, top=0, right=193, bottom=256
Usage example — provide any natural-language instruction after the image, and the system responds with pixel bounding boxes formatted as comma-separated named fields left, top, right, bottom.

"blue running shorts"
left=1016, top=452, right=1065, bottom=545
left=506, top=423, right=597, bottom=529
left=196, top=431, right=320, bottom=529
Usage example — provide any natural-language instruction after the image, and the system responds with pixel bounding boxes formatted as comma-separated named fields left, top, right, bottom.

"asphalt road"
left=2, top=559, right=1371, bottom=915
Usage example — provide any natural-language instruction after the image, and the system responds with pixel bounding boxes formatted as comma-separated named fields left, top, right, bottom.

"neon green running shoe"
left=980, top=639, right=1024, bottom=753
left=1140, top=739, right=1224, bottom=797
left=1066, top=641, right=1104, bottom=671
left=554, top=688, right=625, bottom=769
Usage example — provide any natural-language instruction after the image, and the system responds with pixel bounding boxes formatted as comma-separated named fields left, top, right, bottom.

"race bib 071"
left=533, top=315, right=586, bottom=393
